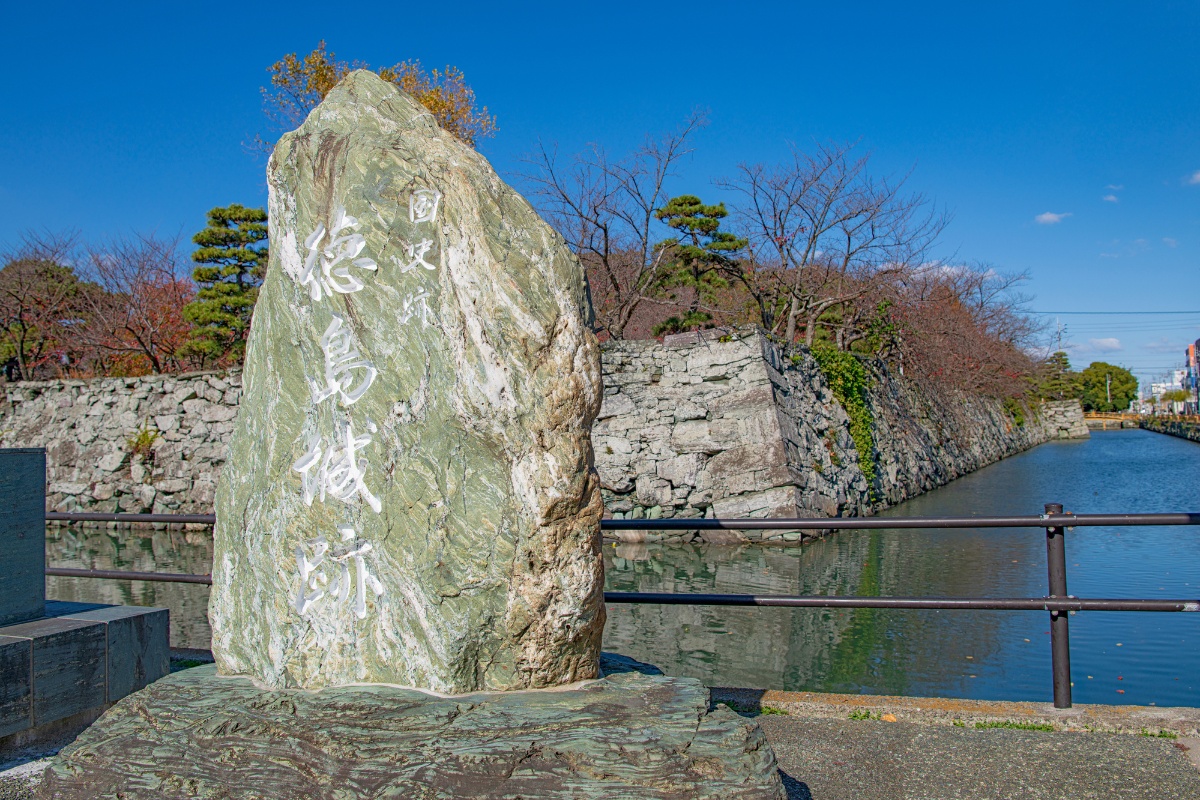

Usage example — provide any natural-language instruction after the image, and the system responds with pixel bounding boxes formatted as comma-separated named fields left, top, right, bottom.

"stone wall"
left=594, top=330, right=1086, bottom=541
left=1140, top=417, right=1200, bottom=444
left=0, top=372, right=240, bottom=516
left=0, top=330, right=1088, bottom=541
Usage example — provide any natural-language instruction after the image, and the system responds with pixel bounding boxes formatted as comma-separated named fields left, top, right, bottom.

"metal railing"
left=45, top=506, right=1200, bottom=709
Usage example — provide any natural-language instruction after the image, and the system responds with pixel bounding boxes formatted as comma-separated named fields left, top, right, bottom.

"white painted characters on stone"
left=299, top=206, right=379, bottom=300
left=393, top=238, right=437, bottom=273
left=408, top=189, right=441, bottom=224
left=310, top=315, right=377, bottom=406
left=294, top=525, right=385, bottom=619
left=399, top=288, right=434, bottom=328
left=292, top=422, right=382, bottom=513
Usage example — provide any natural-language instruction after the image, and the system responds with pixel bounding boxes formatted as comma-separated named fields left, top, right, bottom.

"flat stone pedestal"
left=38, top=660, right=784, bottom=799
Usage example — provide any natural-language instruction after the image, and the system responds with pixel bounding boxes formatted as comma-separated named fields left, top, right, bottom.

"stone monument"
left=207, top=68, right=605, bottom=693
left=39, top=72, right=784, bottom=798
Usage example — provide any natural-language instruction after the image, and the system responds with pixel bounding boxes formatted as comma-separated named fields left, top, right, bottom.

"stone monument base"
left=38, top=656, right=784, bottom=799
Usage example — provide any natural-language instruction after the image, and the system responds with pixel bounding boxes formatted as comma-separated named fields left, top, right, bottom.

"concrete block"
left=0, top=617, right=106, bottom=726
left=0, top=635, right=32, bottom=738
left=59, top=606, right=169, bottom=702
left=0, top=448, right=47, bottom=626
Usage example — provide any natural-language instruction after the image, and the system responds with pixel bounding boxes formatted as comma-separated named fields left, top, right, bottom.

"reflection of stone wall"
left=1, top=330, right=1088, bottom=540
left=602, top=540, right=870, bottom=691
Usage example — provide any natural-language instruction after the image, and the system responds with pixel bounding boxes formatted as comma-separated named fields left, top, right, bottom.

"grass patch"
left=1140, top=728, right=1178, bottom=739
left=974, top=720, right=1055, bottom=732
left=848, top=709, right=879, bottom=721
left=126, top=420, right=160, bottom=459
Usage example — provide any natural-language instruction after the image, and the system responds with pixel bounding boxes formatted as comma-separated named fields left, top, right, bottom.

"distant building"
left=1186, top=341, right=1200, bottom=412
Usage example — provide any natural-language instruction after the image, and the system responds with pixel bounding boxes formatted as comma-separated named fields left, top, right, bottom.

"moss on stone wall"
left=811, top=347, right=877, bottom=493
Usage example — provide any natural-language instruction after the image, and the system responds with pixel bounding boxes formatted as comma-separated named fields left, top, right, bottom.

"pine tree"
left=652, top=196, right=747, bottom=335
left=180, top=204, right=268, bottom=365
left=1035, top=351, right=1077, bottom=400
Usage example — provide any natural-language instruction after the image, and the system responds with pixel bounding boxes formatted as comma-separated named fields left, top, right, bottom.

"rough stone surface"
left=0, top=372, right=238, bottom=516
left=208, top=71, right=604, bottom=693
left=595, top=330, right=1089, bottom=541
left=1141, top=417, right=1200, bottom=444
left=36, top=661, right=785, bottom=800
left=2, top=334, right=1089, bottom=544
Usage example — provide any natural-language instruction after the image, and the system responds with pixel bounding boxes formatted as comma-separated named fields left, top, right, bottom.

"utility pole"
left=1106, top=373, right=1112, bottom=405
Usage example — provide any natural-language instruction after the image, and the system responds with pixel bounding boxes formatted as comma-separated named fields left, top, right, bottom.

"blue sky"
left=3, top=2, right=1197, bottom=383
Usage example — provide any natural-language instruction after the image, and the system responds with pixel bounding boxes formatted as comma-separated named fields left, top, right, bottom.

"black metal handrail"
left=44, top=506, right=1200, bottom=709
left=47, top=510, right=1200, bottom=530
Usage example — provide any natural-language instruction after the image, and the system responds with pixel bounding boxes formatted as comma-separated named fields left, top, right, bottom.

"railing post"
left=1044, top=502, right=1072, bottom=708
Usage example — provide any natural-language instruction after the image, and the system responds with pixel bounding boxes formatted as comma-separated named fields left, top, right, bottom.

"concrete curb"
left=711, top=686, right=1200, bottom=737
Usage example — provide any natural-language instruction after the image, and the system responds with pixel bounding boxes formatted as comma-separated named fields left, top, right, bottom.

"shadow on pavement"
left=780, top=770, right=814, bottom=799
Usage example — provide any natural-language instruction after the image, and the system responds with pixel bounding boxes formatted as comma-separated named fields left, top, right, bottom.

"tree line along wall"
left=0, top=328, right=1088, bottom=543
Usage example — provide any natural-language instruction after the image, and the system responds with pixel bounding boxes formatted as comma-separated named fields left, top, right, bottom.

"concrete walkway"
left=761, top=716, right=1199, bottom=800
left=713, top=688, right=1200, bottom=799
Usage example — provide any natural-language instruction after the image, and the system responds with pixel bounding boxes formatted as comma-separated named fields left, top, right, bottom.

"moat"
left=46, top=429, right=1200, bottom=706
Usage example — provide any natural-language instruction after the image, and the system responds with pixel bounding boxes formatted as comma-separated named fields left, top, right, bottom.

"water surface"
left=45, top=429, right=1200, bottom=705
left=604, top=430, right=1200, bottom=706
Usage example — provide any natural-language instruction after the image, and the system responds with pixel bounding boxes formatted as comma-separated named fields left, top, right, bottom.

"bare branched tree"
left=719, top=142, right=948, bottom=345
left=78, top=235, right=196, bottom=374
left=521, top=114, right=706, bottom=338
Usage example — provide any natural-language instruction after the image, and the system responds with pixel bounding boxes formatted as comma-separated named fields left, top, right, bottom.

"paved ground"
left=760, top=716, right=1200, bottom=800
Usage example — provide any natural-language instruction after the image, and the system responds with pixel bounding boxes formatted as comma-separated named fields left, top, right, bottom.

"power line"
left=1031, top=310, right=1200, bottom=315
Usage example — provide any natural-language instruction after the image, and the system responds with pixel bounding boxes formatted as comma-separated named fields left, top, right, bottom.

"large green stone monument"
left=209, top=70, right=606, bottom=693
left=39, top=72, right=785, bottom=799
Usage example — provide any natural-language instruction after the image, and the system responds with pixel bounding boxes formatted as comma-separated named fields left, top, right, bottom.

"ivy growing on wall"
left=810, top=347, right=877, bottom=492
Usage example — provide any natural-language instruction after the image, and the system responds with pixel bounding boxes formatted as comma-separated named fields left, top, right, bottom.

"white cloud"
left=1164, top=237, right=1179, bottom=248
left=1144, top=337, right=1186, bottom=354
left=1035, top=211, right=1072, bottom=225
left=1087, top=337, right=1122, bottom=353
left=1189, top=170, right=1200, bottom=185
left=1102, top=194, right=1119, bottom=203
left=1106, top=184, right=1124, bottom=191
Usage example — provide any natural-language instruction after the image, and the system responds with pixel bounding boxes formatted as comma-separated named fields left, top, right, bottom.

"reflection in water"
left=45, top=524, right=213, bottom=649
left=603, top=533, right=1011, bottom=698
left=44, top=430, right=1200, bottom=705
left=605, top=431, right=1200, bottom=707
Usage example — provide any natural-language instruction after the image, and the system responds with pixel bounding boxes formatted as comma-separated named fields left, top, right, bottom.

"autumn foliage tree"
left=260, top=41, right=496, bottom=148
left=0, top=233, right=91, bottom=380
left=77, top=235, right=195, bottom=375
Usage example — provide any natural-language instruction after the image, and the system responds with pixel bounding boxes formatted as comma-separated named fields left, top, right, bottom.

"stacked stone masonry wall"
left=1, top=330, right=1088, bottom=543
left=1140, top=418, right=1200, bottom=444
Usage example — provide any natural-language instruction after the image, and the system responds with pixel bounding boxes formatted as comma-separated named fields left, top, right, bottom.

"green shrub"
left=1002, top=397, right=1026, bottom=427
